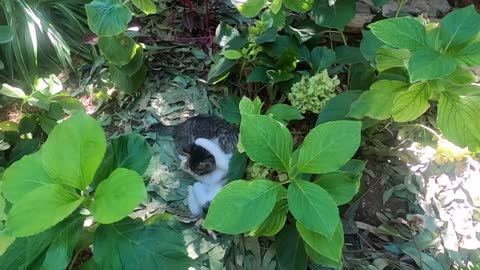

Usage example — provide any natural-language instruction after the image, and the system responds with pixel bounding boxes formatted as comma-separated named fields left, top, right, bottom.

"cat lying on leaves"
left=146, top=115, right=238, bottom=216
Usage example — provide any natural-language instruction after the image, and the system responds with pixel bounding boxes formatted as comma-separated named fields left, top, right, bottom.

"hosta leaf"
left=240, top=114, right=292, bottom=170
left=0, top=26, right=13, bottom=44
left=312, top=0, right=356, bottom=29
left=408, top=48, right=457, bottom=82
left=233, top=0, right=267, bottom=18
left=375, top=47, right=411, bottom=72
left=438, top=91, right=480, bottom=151
left=0, top=84, right=26, bottom=99
left=276, top=225, right=308, bottom=270
left=266, top=104, right=304, bottom=125
left=98, top=34, right=137, bottom=66
left=92, top=168, right=147, bottom=224
left=93, top=218, right=193, bottom=269
left=249, top=199, right=288, bottom=236
left=42, top=113, right=106, bottom=190
left=86, top=0, right=132, bottom=37
left=283, top=0, right=314, bottom=13
left=297, top=222, right=343, bottom=261
left=204, top=180, right=280, bottom=234
left=348, top=80, right=409, bottom=120
left=454, top=42, right=480, bottom=66
left=297, top=121, right=361, bottom=174
left=440, top=5, right=480, bottom=47
left=315, top=174, right=359, bottom=205
left=392, top=82, right=432, bottom=122
left=132, top=0, right=157, bottom=15
left=369, top=17, right=427, bottom=50
left=2, top=153, right=53, bottom=203
left=317, top=90, right=363, bottom=125
left=310, top=46, right=336, bottom=71
left=287, top=180, right=339, bottom=237
left=6, top=184, right=83, bottom=237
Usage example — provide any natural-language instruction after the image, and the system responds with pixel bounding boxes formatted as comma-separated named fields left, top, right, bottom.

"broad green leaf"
left=2, top=153, right=53, bottom=203
left=438, top=91, right=480, bottom=151
left=454, top=42, right=480, bottom=66
left=287, top=180, right=339, bottom=237
left=369, top=17, right=427, bottom=50
left=339, top=159, right=366, bottom=177
left=297, top=121, right=361, bottom=174
left=92, top=168, right=147, bottom=224
left=239, top=96, right=263, bottom=115
left=132, top=0, right=157, bottom=14
left=86, top=0, right=132, bottom=37
left=317, top=90, right=362, bottom=125
left=42, top=113, right=106, bottom=189
left=0, top=84, right=26, bottom=99
left=0, top=26, right=13, bottom=44
left=117, top=46, right=144, bottom=76
left=305, top=243, right=342, bottom=268
left=241, top=114, right=292, bottom=170
left=360, top=30, right=384, bottom=63
left=110, top=63, right=147, bottom=93
left=266, top=104, right=304, bottom=125
left=207, top=57, right=236, bottom=84
left=276, top=225, right=308, bottom=270
left=440, top=5, right=480, bottom=48
left=267, top=70, right=294, bottom=83
left=283, top=0, right=313, bottom=13
left=234, top=0, right=267, bottom=18
left=6, top=184, right=83, bottom=237
left=310, top=46, right=336, bottom=71
left=315, top=174, right=359, bottom=205
left=93, top=218, right=193, bottom=269
left=227, top=151, right=248, bottom=181
left=40, top=215, right=83, bottom=270
left=262, top=10, right=285, bottom=29
left=98, top=34, right=137, bottom=66
left=93, top=134, right=153, bottom=186
left=271, top=0, right=283, bottom=13
left=312, top=0, right=356, bottom=29
left=350, top=63, right=377, bottom=90
left=7, top=139, right=41, bottom=164
left=215, top=23, right=240, bottom=47
left=348, top=80, right=409, bottom=120
left=256, top=27, right=278, bottom=44
left=408, top=48, right=457, bottom=82
left=223, top=50, right=243, bottom=60
left=247, top=66, right=269, bottom=83
left=220, top=96, right=241, bottom=124
left=334, top=46, right=365, bottom=64
left=297, top=222, right=343, bottom=261
left=249, top=199, right=288, bottom=236
left=0, top=232, right=14, bottom=257
left=204, top=180, right=280, bottom=234
left=375, top=47, right=411, bottom=72
left=445, top=67, right=476, bottom=86
left=392, top=82, right=432, bottom=122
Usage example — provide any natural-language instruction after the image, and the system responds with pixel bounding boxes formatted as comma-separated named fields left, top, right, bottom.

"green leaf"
left=86, top=0, right=132, bottom=37
left=0, top=26, right=13, bottom=44
left=266, top=104, right=304, bottom=125
left=315, top=174, right=359, bottom=205
left=117, top=46, right=144, bottom=76
left=392, top=82, right=432, bottom=122
left=2, top=153, right=54, bottom=203
left=98, top=34, right=137, bottom=66
left=40, top=215, right=83, bottom=270
left=348, top=80, right=409, bottom=120
left=440, top=5, right=480, bottom=48
left=0, top=121, right=18, bottom=132
left=271, top=0, right=283, bottom=13
left=247, top=66, right=269, bottom=83
left=267, top=70, right=294, bottom=83
left=369, top=17, right=427, bottom=50
left=240, top=114, right=293, bottom=170
left=297, top=121, right=361, bottom=174
left=223, top=49, right=243, bottom=60
left=312, top=0, right=356, bottom=29
left=375, top=47, right=411, bottom=72
left=132, top=0, right=157, bottom=14
left=0, top=232, right=14, bottom=257
left=6, top=184, right=83, bottom=237
left=92, top=168, right=146, bottom=224
left=110, top=63, right=147, bottom=93
left=215, top=23, right=240, bottom=47
left=239, top=96, right=263, bottom=115
left=207, top=57, right=236, bottom=84
left=438, top=91, right=480, bottom=150
left=283, top=0, right=313, bottom=13
left=235, top=0, right=267, bottom=18
left=297, top=222, right=343, bottom=261
left=227, top=151, right=248, bottom=181
left=276, top=225, right=308, bottom=270
left=204, top=180, right=280, bottom=234
left=0, top=84, right=26, bottom=99
left=256, top=27, right=278, bottom=44
left=42, top=113, right=106, bottom=190
left=261, top=10, right=285, bottom=29
left=454, top=42, right=480, bottom=66
left=304, top=243, right=342, bottom=268
left=334, top=46, right=366, bottom=64
left=408, top=48, right=457, bottom=82
left=220, top=96, right=241, bottom=124
left=310, top=46, right=336, bottom=71
left=287, top=180, right=339, bottom=237
left=93, top=218, right=193, bottom=269
left=360, top=30, right=384, bottom=63
left=445, top=67, right=476, bottom=86
left=317, top=90, right=363, bottom=125
left=249, top=199, right=288, bottom=236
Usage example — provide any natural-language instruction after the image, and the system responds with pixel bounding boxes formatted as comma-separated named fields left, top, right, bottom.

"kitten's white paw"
left=187, top=185, right=203, bottom=217
left=192, top=182, right=211, bottom=206
left=194, top=138, right=210, bottom=146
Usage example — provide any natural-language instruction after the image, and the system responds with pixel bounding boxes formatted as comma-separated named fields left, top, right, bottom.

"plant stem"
left=395, top=0, right=407, bottom=18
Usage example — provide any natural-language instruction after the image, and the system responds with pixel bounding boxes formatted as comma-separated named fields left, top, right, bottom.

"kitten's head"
left=182, top=144, right=216, bottom=176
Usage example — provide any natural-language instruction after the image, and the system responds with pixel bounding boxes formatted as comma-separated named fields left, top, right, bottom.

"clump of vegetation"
left=288, top=70, right=339, bottom=113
